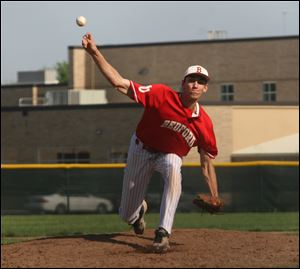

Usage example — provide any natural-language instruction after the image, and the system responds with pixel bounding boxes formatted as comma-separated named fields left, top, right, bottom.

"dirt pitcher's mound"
left=1, top=229, right=298, bottom=268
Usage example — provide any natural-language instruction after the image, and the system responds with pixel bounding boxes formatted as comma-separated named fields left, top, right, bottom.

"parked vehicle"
left=25, top=188, right=114, bottom=214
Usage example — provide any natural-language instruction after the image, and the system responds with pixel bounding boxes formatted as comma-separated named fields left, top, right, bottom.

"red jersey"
left=129, top=81, right=218, bottom=158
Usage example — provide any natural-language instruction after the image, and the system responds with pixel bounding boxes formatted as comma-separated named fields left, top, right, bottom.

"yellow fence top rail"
left=185, top=161, right=299, bottom=167
left=1, top=161, right=298, bottom=169
left=0, top=163, right=126, bottom=169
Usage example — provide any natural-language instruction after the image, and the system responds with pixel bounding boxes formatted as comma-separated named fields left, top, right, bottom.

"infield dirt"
left=1, top=229, right=298, bottom=268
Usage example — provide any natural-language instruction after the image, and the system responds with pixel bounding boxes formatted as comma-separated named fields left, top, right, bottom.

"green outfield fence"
left=1, top=161, right=299, bottom=214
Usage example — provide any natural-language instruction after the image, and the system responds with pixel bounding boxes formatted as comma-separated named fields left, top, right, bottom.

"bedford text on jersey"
left=161, top=120, right=196, bottom=147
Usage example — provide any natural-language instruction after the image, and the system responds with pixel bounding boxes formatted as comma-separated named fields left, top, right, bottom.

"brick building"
left=69, top=35, right=299, bottom=104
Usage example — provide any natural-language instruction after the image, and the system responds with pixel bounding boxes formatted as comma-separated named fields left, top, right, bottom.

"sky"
left=1, top=1, right=299, bottom=84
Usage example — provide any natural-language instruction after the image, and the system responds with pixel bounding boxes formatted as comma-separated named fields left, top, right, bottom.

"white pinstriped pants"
left=119, top=134, right=182, bottom=235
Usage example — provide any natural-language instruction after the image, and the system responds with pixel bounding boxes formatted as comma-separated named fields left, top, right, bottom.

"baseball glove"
left=193, top=193, right=224, bottom=214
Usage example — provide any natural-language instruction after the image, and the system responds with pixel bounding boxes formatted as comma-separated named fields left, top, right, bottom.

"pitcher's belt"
left=135, top=138, right=160, bottom=154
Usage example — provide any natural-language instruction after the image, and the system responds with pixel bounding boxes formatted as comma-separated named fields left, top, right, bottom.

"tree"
left=55, top=61, right=69, bottom=83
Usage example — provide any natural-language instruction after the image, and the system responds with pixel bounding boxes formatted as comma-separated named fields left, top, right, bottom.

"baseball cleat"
left=152, top=227, right=170, bottom=253
left=132, top=200, right=147, bottom=235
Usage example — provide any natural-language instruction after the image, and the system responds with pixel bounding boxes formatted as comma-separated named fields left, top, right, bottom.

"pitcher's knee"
left=171, top=182, right=182, bottom=196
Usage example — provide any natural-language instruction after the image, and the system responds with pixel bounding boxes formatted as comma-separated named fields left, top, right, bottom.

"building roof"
left=68, top=35, right=299, bottom=50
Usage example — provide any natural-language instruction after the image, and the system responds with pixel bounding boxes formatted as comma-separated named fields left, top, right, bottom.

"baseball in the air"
left=76, top=16, right=87, bottom=27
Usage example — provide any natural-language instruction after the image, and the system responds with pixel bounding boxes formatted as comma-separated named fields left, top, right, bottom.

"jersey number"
left=138, top=85, right=152, bottom=93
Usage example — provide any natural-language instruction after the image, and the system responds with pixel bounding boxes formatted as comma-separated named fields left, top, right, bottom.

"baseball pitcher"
left=82, top=33, right=221, bottom=253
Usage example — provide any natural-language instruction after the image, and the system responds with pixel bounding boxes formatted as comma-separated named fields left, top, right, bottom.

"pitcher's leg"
left=155, top=154, right=182, bottom=234
left=119, top=135, right=153, bottom=224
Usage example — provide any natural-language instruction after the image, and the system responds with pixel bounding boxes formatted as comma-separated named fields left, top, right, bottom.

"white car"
left=25, top=188, right=114, bottom=214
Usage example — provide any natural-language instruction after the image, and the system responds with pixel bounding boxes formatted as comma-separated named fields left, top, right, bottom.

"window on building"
left=220, top=84, right=234, bottom=101
left=77, top=152, right=90, bottom=163
left=263, top=82, right=276, bottom=101
left=57, top=151, right=90, bottom=163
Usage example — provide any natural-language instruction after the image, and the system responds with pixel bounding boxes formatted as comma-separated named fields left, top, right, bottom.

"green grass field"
left=1, top=212, right=298, bottom=244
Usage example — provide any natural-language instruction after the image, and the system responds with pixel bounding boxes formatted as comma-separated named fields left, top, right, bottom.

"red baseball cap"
left=183, top=65, right=210, bottom=81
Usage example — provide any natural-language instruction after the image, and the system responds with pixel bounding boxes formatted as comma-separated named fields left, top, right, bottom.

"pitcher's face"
left=181, top=74, right=208, bottom=101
